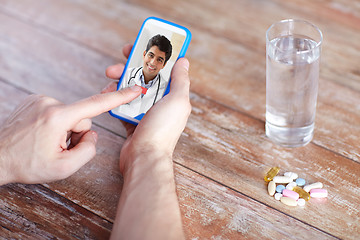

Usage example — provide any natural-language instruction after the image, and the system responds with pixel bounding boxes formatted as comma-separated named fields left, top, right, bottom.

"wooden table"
left=1, top=0, right=359, bottom=239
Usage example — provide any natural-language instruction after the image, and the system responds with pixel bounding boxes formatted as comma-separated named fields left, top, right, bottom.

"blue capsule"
left=276, top=184, right=285, bottom=193
left=296, top=178, right=306, bottom=186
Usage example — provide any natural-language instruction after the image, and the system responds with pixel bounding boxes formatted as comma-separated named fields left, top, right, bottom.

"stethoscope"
left=128, top=67, right=161, bottom=106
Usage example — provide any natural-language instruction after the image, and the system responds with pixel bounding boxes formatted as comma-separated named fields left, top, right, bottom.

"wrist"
left=126, top=152, right=174, bottom=179
left=122, top=149, right=177, bottom=203
left=120, top=142, right=174, bottom=176
left=113, top=144, right=183, bottom=240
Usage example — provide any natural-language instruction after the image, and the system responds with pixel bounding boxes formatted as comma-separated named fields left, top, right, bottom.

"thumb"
left=169, top=58, right=190, bottom=98
left=57, top=131, right=98, bottom=178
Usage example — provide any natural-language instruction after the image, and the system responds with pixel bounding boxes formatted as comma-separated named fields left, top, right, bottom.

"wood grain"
left=1, top=0, right=359, bottom=163
left=0, top=81, right=338, bottom=239
left=175, top=165, right=337, bottom=239
left=0, top=184, right=112, bottom=239
left=125, top=0, right=360, bottom=90
left=0, top=0, right=359, bottom=239
left=176, top=92, right=360, bottom=238
left=0, top=76, right=341, bottom=239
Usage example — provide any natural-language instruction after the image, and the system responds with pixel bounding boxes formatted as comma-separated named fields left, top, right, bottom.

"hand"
left=103, top=44, right=191, bottom=174
left=105, top=44, right=190, bottom=240
left=0, top=86, right=142, bottom=185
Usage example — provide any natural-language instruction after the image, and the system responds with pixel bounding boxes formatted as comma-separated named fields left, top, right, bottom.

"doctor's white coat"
left=116, top=67, right=168, bottom=118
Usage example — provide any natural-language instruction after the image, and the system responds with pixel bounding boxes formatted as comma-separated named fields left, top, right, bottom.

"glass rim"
left=266, top=19, right=323, bottom=54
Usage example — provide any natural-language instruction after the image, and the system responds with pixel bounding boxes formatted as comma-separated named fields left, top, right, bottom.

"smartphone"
left=109, top=17, right=192, bottom=125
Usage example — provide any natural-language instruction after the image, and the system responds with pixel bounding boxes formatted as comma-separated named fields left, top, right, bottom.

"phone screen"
left=110, top=17, right=191, bottom=125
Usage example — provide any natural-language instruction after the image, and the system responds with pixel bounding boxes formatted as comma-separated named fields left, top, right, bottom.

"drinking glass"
left=266, top=19, right=323, bottom=147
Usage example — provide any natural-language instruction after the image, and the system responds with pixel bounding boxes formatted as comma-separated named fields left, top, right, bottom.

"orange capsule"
left=293, top=186, right=311, bottom=201
left=264, top=167, right=280, bottom=182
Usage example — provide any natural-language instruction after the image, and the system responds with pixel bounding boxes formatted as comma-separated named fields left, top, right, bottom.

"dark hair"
left=146, top=34, right=172, bottom=64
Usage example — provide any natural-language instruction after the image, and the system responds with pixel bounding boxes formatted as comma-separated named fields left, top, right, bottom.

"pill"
left=286, top=182, right=297, bottom=190
left=303, top=182, right=323, bottom=192
left=264, top=167, right=280, bottom=182
left=276, top=184, right=285, bottom=193
left=284, top=172, right=298, bottom=180
left=297, top=198, right=306, bottom=207
left=268, top=181, right=276, bottom=196
left=292, top=186, right=311, bottom=201
left=310, top=189, right=328, bottom=198
left=282, top=189, right=299, bottom=200
left=274, top=193, right=282, bottom=201
left=295, top=178, right=306, bottom=186
left=273, top=176, right=293, bottom=184
left=280, top=197, right=297, bottom=206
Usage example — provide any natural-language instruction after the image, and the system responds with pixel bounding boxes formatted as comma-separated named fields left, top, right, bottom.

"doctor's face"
left=142, top=46, right=166, bottom=82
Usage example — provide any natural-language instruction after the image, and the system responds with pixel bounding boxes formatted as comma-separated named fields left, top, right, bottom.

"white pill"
left=273, top=176, right=293, bottom=184
left=284, top=172, right=298, bottom=180
left=280, top=197, right=297, bottom=206
left=297, top=198, right=306, bottom=207
left=268, top=181, right=276, bottom=196
left=303, top=182, right=323, bottom=192
left=286, top=182, right=297, bottom=190
left=274, top=193, right=282, bottom=201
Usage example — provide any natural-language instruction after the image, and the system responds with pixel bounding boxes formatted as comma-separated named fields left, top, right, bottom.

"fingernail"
left=91, top=131, right=98, bottom=143
left=130, top=85, right=142, bottom=92
left=184, top=64, right=189, bottom=71
left=183, top=59, right=189, bottom=71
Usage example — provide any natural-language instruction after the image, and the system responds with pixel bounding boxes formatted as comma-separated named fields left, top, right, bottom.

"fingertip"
left=129, top=85, right=142, bottom=92
left=71, top=130, right=98, bottom=160
left=122, top=44, right=133, bottom=59
left=56, top=131, right=98, bottom=179
left=177, top=57, right=189, bottom=71
left=170, top=58, right=190, bottom=93
left=79, top=130, right=98, bottom=153
left=105, top=65, right=115, bottom=77
left=172, top=58, right=190, bottom=78
left=90, top=130, right=98, bottom=144
left=106, top=64, right=125, bottom=79
left=67, top=86, right=143, bottom=121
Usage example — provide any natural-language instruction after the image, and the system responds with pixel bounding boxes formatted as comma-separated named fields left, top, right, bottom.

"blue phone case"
left=109, top=17, right=192, bottom=125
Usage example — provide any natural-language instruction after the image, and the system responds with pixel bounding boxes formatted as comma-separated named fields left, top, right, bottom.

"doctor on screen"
left=118, top=34, right=173, bottom=119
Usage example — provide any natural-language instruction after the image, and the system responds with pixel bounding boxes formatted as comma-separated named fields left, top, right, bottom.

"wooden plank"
left=1, top=1, right=359, bottom=239
left=0, top=184, right=112, bottom=239
left=174, top=92, right=360, bottom=239
left=0, top=0, right=142, bottom=59
left=1, top=0, right=359, bottom=163
left=271, top=0, right=360, bottom=31
left=175, top=165, right=337, bottom=239
left=1, top=78, right=357, bottom=239
left=0, top=148, right=336, bottom=239
left=123, top=0, right=360, bottom=91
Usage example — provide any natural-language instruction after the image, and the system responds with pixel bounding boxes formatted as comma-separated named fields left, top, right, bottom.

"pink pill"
left=310, top=189, right=328, bottom=198
left=282, top=189, right=299, bottom=200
